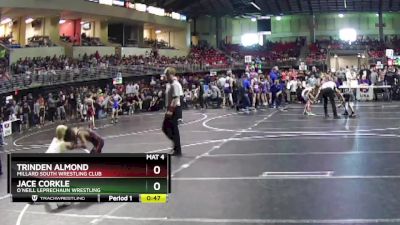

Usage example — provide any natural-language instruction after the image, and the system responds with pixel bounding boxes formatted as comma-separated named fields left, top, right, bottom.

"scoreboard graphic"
left=7, top=153, right=170, bottom=203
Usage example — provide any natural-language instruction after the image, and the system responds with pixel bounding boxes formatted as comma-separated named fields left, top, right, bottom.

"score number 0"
left=153, top=166, right=161, bottom=191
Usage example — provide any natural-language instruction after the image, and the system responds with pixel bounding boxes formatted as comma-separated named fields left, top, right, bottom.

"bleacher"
left=224, top=38, right=305, bottom=65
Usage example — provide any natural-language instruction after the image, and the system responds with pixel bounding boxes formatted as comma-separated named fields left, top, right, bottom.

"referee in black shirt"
left=316, top=76, right=341, bottom=119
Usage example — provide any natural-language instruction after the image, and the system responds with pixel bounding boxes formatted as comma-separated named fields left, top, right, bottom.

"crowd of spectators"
left=307, top=42, right=327, bottom=64
left=0, top=72, right=219, bottom=130
left=188, top=46, right=229, bottom=67
left=0, top=45, right=232, bottom=93
left=2, top=60, right=400, bottom=135
left=225, top=38, right=305, bottom=64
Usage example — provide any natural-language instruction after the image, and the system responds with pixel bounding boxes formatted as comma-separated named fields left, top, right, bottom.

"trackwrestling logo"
left=30, top=195, right=85, bottom=202
left=31, top=195, right=38, bottom=202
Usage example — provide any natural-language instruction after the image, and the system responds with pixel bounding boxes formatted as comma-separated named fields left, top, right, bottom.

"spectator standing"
left=33, top=99, right=40, bottom=127
left=47, top=93, right=57, bottom=123
left=269, top=66, right=279, bottom=83
left=370, top=67, right=378, bottom=85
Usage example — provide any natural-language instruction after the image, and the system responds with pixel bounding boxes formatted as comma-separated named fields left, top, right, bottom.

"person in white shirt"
left=224, top=71, right=234, bottom=107
left=132, top=82, right=140, bottom=95
left=287, top=77, right=298, bottom=102
left=315, top=76, right=340, bottom=119
left=125, top=83, right=133, bottom=95
left=175, top=76, right=185, bottom=123
left=46, top=125, right=76, bottom=153
left=301, top=86, right=317, bottom=116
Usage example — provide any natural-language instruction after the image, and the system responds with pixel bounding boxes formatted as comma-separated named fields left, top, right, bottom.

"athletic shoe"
left=308, top=112, right=316, bottom=116
left=349, top=114, right=357, bottom=118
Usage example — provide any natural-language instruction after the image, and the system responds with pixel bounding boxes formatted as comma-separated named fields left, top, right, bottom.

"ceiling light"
left=276, top=16, right=282, bottom=21
left=155, top=30, right=161, bottom=34
left=250, top=1, right=261, bottom=11
left=59, top=19, right=66, bottom=24
left=338, top=13, right=344, bottom=18
left=251, top=18, right=257, bottom=22
left=1, top=18, right=12, bottom=25
left=25, top=18, right=34, bottom=24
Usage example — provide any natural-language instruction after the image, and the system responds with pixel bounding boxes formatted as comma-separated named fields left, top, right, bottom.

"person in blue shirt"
left=270, top=79, right=283, bottom=108
left=242, top=74, right=251, bottom=110
left=269, top=66, right=279, bottom=83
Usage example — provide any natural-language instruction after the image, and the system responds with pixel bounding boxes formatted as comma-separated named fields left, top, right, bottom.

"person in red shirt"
left=281, top=71, right=287, bottom=82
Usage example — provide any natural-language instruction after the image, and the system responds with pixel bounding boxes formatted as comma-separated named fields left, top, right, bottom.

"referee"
left=316, top=76, right=341, bottom=119
left=162, top=67, right=182, bottom=156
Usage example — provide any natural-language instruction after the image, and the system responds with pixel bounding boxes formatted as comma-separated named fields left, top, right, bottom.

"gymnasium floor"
left=1, top=102, right=400, bottom=225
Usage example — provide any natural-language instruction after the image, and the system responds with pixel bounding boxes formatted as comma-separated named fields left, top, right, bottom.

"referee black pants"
left=162, top=107, right=181, bottom=155
left=322, top=88, right=338, bottom=117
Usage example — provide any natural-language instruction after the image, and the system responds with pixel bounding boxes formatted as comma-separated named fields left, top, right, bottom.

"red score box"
left=146, top=163, right=168, bottom=177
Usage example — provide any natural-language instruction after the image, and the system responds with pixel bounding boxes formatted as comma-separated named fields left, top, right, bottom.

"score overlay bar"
left=8, top=153, right=170, bottom=203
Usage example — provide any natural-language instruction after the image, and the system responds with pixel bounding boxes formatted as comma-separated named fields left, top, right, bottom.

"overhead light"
left=334, top=54, right=338, bottom=58
left=344, top=0, right=347, bottom=8
left=135, top=3, right=147, bottom=12
left=339, top=28, right=357, bottom=42
left=171, top=12, right=181, bottom=20
left=250, top=1, right=261, bottom=11
left=251, top=18, right=257, bottom=22
left=59, top=19, right=66, bottom=24
left=147, top=6, right=165, bottom=16
left=338, top=13, right=344, bottom=18
left=25, top=18, right=34, bottom=24
left=241, top=33, right=259, bottom=46
left=80, top=21, right=85, bottom=24
left=1, top=18, right=12, bottom=25
left=276, top=16, right=282, bottom=21
left=376, top=13, right=379, bottom=17
left=155, top=30, right=161, bottom=34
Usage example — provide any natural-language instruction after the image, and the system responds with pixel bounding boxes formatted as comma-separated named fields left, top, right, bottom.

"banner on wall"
left=376, top=61, right=384, bottom=69
left=357, top=86, right=374, bottom=101
left=386, top=49, right=394, bottom=59
left=2, top=120, right=12, bottom=137
left=244, top=55, right=252, bottom=63
left=299, top=62, right=307, bottom=71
